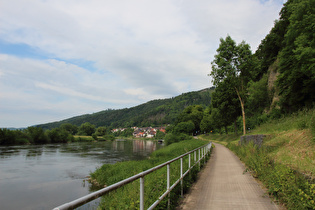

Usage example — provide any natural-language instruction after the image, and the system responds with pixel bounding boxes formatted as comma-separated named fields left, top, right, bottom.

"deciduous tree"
left=210, top=35, right=255, bottom=135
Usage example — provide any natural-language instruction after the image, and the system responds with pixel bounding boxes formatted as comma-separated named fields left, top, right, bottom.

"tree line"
left=165, top=0, right=314, bottom=139
left=0, top=123, right=124, bottom=145
left=37, top=88, right=213, bottom=130
left=2, top=0, right=313, bottom=144
left=207, top=0, right=314, bottom=135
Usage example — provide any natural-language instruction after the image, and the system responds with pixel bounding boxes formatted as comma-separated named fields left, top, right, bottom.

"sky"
left=0, top=0, right=284, bottom=128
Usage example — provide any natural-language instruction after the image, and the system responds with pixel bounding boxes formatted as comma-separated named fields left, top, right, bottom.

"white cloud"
left=0, top=0, right=283, bottom=127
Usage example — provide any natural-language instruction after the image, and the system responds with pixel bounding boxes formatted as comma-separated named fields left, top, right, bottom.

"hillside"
left=37, top=87, right=214, bottom=129
left=200, top=108, right=315, bottom=209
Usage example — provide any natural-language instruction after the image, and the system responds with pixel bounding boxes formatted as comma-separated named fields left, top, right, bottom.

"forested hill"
left=37, top=87, right=214, bottom=130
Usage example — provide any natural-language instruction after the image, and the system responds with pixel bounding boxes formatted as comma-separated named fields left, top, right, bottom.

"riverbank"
left=89, top=139, right=210, bottom=209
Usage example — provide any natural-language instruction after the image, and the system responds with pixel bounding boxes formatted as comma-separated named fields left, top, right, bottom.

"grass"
left=202, top=108, right=315, bottom=177
left=200, top=134, right=240, bottom=146
left=89, top=139, right=211, bottom=209
left=73, top=135, right=95, bottom=142
left=201, top=108, right=315, bottom=209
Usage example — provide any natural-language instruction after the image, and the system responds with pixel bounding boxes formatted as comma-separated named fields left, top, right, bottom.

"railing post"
left=180, top=157, right=183, bottom=197
left=204, top=146, right=206, bottom=164
left=189, top=153, right=191, bottom=169
left=54, top=144, right=212, bottom=210
left=167, top=164, right=170, bottom=209
left=140, top=176, right=144, bottom=210
left=198, top=149, right=200, bottom=170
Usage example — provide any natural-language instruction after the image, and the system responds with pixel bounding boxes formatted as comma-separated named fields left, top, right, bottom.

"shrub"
left=164, top=133, right=193, bottom=145
left=311, top=110, right=315, bottom=143
left=90, top=139, right=209, bottom=209
left=228, top=142, right=315, bottom=209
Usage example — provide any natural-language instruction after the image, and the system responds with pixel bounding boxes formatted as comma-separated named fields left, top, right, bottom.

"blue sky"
left=0, top=0, right=284, bottom=128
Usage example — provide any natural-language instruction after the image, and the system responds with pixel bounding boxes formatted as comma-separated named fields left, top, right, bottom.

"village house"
left=132, top=127, right=166, bottom=138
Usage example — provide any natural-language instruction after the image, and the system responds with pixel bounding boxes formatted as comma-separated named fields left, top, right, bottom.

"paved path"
left=177, top=143, right=279, bottom=210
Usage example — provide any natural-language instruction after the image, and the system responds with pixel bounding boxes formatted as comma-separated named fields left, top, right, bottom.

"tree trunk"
left=235, top=87, right=246, bottom=135
left=225, top=126, right=228, bottom=134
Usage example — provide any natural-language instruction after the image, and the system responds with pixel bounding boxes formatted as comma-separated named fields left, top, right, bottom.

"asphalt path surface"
left=177, top=143, right=279, bottom=210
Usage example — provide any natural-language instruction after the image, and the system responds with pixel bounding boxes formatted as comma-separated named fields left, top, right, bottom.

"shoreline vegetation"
left=89, top=138, right=211, bottom=209
left=0, top=124, right=167, bottom=146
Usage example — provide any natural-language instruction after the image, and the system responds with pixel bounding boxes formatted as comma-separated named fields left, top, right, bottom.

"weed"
left=228, top=142, right=315, bottom=209
left=90, top=139, right=210, bottom=209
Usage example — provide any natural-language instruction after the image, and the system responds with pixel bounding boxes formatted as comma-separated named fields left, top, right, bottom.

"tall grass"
left=90, top=139, right=210, bottom=209
left=228, top=142, right=315, bottom=209
left=254, top=108, right=315, bottom=135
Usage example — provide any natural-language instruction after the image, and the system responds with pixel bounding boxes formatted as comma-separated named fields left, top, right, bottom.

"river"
left=0, top=140, right=163, bottom=210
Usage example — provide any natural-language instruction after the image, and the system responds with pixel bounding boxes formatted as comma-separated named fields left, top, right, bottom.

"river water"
left=0, top=140, right=163, bottom=210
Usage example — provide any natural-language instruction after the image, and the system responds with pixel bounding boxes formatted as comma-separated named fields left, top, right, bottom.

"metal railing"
left=53, top=142, right=212, bottom=210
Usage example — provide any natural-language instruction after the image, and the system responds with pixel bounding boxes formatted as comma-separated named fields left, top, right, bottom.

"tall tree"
left=176, top=105, right=204, bottom=134
left=277, top=0, right=315, bottom=112
left=78, top=122, right=96, bottom=136
left=211, top=82, right=241, bottom=134
left=210, top=35, right=254, bottom=135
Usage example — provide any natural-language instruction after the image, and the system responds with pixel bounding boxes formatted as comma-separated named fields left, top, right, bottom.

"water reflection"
left=0, top=147, right=20, bottom=159
left=0, top=140, right=163, bottom=210
left=26, top=148, right=43, bottom=159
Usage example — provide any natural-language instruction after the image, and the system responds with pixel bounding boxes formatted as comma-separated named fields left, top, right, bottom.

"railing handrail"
left=53, top=142, right=212, bottom=210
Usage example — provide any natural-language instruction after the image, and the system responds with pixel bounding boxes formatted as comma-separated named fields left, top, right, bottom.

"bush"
left=92, top=133, right=98, bottom=140
left=164, top=133, right=193, bottom=145
left=228, top=142, right=315, bottom=209
left=311, top=110, right=315, bottom=143
left=90, top=139, right=209, bottom=209
left=47, top=128, right=74, bottom=143
left=103, top=134, right=115, bottom=141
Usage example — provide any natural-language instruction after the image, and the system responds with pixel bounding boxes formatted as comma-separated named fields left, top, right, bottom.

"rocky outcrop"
left=239, top=135, right=266, bottom=147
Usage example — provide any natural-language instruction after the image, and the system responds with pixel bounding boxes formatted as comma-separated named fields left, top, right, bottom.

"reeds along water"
left=90, top=139, right=209, bottom=209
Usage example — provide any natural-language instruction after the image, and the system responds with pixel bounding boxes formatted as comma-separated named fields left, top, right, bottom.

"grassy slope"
left=200, top=108, right=315, bottom=178
left=90, top=139, right=210, bottom=209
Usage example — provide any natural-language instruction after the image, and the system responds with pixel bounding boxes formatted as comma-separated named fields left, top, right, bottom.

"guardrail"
left=53, top=142, right=212, bottom=210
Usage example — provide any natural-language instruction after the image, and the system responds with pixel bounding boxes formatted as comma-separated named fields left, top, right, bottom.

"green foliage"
left=154, top=130, right=166, bottom=139
left=247, top=74, right=270, bottom=116
left=60, top=123, right=78, bottom=135
left=26, top=127, right=49, bottom=144
left=176, top=105, right=204, bottom=133
left=0, top=126, right=75, bottom=145
left=94, top=126, right=107, bottom=136
left=255, top=19, right=288, bottom=80
left=211, top=83, right=241, bottom=133
left=164, top=133, right=193, bottom=145
left=0, top=128, right=29, bottom=145
left=210, top=35, right=255, bottom=134
left=90, top=139, right=209, bottom=209
left=255, top=108, right=314, bottom=134
left=208, top=0, right=314, bottom=132
left=112, top=128, right=134, bottom=138
left=37, top=88, right=214, bottom=130
left=210, top=35, right=255, bottom=87
left=92, top=133, right=98, bottom=140
left=102, top=134, right=115, bottom=141
left=78, top=122, right=96, bottom=136
left=277, top=0, right=315, bottom=112
left=200, top=111, right=213, bottom=133
left=228, top=142, right=315, bottom=209
left=311, top=112, right=315, bottom=143
left=47, top=128, right=74, bottom=143
left=173, top=121, right=195, bottom=135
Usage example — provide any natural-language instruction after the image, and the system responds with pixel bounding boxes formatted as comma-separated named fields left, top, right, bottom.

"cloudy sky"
left=0, top=0, right=284, bottom=128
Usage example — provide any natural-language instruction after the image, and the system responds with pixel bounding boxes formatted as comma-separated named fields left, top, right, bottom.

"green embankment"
left=200, top=108, right=315, bottom=209
left=89, top=139, right=210, bottom=209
